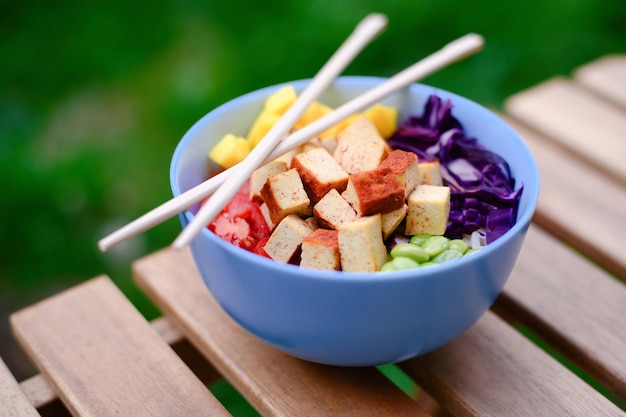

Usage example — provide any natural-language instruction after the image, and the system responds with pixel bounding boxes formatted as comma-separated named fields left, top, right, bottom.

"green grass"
left=1, top=0, right=625, bottom=405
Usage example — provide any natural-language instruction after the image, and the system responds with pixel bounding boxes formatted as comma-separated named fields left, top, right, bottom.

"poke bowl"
left=170, top=76, right=540, bottom=367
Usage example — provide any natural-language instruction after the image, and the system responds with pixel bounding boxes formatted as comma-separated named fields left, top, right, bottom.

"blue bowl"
left=170, top=77, right=540, bottom=366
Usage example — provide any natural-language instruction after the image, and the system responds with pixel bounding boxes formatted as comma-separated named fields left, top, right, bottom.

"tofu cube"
left=342, top=168, right=405, bottom=216
left=264, top=214, right=314, bottom=263
left=250, top=160, right=288, bottom=201
left=300, top=228, right=341, bottom=271
left=260, top=168, right=311, bottom=225
left=419, top=160, right=443, bottom=186
left=259, top=203, right=275, bottom=230
left=291, top=147, right=350, bottom=202
left=338, top=215, right=388, bottom=272
left=405, top=185, right=450, bottom=236
left=303, top=216, right=318, bottom=230
left=333, top=116, right=390, bottom=174
left=381, top=204, right=407, bottom=240
left=313, top=188, right=357, bottom=230
left=378, top=149, right=420, bottom=198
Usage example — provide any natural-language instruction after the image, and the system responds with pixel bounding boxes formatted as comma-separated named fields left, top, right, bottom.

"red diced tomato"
left=204, top=180, right=271, bottom=257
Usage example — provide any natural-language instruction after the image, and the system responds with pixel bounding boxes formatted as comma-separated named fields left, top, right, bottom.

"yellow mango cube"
left=247, top=111, right=281, bottom=148
left=295, top=101, right=333, bottom=129
left=364, top=104, right=398, bottom=139
left=264, top=85, right=297, bottom=115
left=209, top=134, right=250, bottom=169
left=318, top=113, right=361, bottom=140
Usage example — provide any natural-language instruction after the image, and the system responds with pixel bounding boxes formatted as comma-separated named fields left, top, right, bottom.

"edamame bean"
left=448, top=239, right=469, bottom=254
left=432, top=249, right=463, bottom=263
left=381, top=256, right=421, bottom=272
left=465, top=248, right=480, bottom=256
left=390, top=243, right=429, bottom=264
left=380, top=261, right=398, bottom=272
left=391, top=256, right=421, bottom=270
left=409, top=234, right=431, bottom=246
left=420, top=235, right=450, bottom=257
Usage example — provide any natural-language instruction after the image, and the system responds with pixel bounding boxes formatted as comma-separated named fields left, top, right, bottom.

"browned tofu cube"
left=342, top=167, right=405, bottom=216
left=300, top=228, right=341, bottom=271
left=264, top=214, right=314, bottom=263
left=405, top=185, right=450, bottom=235
left=333, top=116, right=390, bottom=174
left=378, top=149, right=420, bottom=198
left=260, top=168, right=311, bottom=225
left=313, top=189, right=357, bottom=230
left=291, top=147, right=349, bottom=202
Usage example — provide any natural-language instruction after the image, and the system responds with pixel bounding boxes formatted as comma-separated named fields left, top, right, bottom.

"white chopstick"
left=98, top=31, right=484, bottom=252
left=98, top=13, right=387, bottom=252
left=172, top=15, right=389, bottom=249
left=172, top=32, right=484, bottom=249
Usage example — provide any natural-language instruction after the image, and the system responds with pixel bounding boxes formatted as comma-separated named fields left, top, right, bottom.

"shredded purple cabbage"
left=388, top=95, right=522, bottom=243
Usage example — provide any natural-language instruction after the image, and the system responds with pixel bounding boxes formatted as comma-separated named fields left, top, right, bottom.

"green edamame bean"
left=419, top=262, right=437, bottom=267
left=432, top=249, right=464, bottom=263
left=420, top=235, right=450, bottom=257
left=465, top=248, right=480, bottom=256
left=380, top=261, right=398, bottom=272
left=448, top=239, right=469, bottom=254
left=390, top=243, right=429, bottom=264
left=390, top=256, right=421, bottom=270
left=409, top=234, right=431, bottom=246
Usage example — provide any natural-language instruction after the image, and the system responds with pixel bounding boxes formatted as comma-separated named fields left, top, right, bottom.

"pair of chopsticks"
left=98, top=15, right=484, bottom=252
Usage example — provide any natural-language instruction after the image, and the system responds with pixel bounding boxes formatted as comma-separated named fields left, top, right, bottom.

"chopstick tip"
left=97, top=238, right=110, bottom=253
left=171, top=236, right=189, bottom=251
left=359, top=13, right=388, bottom=34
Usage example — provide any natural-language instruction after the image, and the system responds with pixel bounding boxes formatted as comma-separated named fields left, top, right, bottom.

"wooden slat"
left=505, top=77, right=626, bottom=186
left=575, top=55, right=626, bottom=108
left=10, top=276, right=230, bottom=417
left=132, top=248, right=428, bottom=417
left=18, top=318, right=185, bottom=410
left=17, top=317, right=220, bottom=412
left=399, top=311, right=624, bottom=417
left=502, top=116, right=626, bottom=280
left=0, top=357, right=39, bottom=417
left=494, top=224, right=626, bottom=399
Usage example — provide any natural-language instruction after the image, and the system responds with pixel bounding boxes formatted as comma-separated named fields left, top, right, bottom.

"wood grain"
left=503, top=116, right=626, bottom=280
left=575, top=55, right=626, bottom=109
left=399, top=311, right=624, bottom=417
left=132, top=248, right=428, bottom=417
left=494, top=224, right=626, bottom=400
left=505, top=77, right=626, bottom=186
left=10, top=276, right=230, bottom=417
left=0, top=357, right=39, bottom=417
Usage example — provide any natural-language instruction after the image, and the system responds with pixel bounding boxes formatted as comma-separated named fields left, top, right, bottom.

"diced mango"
left=264, top=85, right=297, bottom=115
left=247, top=111, right=281, bottom=148
left=295, top=101, right=333, bottom=129
left=209, top=133, right=250, bottom=169
left=364, top=104, right=398, bottom=139
left=318, top=113, right=361, bottom=140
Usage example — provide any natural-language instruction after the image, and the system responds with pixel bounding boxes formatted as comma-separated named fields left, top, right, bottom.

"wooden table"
left=2, top=55, right=626, bottom=417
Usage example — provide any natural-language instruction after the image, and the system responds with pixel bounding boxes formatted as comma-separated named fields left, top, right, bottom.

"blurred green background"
left=1, top=0, right=625, bottom=411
